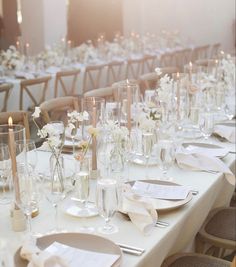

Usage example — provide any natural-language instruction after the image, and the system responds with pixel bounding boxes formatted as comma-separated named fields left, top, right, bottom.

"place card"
left=45, top=242, right=120, bottom=267
left=132, top=181, right=191, bottom=200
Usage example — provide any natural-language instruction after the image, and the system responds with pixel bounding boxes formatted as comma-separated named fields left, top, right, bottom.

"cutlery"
left=155, top=220, right=169, bottom=228
left=117, top=243, right=145, bottom=256
left=191, top=190, right=199, bottom=195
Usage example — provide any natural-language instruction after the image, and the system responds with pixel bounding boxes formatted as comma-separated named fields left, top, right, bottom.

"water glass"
left=199, top=112, right=214, bottom=140
left=142, top=131, right=154, bottom=178
left=156, top=140, right=175, bottom=181
left=97, top=178, right=119, bottom=234
left=0, top=144, right=12, bottom=204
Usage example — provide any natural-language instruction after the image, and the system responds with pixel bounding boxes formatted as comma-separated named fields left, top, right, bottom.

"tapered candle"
left=189, top=61, right=192, bottom=82
left=176, top=72, right=180, bottom=120
left=92, top=99, right=97, bottom=170
left=8, top=117, right=20, bottom=208
left=25, top=43, right=30, bottom=57
left=127, top=82, right=132, bottom=132
left=16, top=41, right=20, bottom=52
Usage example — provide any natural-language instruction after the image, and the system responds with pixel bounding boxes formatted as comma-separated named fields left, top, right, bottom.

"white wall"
left=123, top=0, right=235, bottom=52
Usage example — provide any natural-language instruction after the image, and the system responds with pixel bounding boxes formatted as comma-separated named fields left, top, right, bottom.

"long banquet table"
left=0, top=134, right=235, bottom=267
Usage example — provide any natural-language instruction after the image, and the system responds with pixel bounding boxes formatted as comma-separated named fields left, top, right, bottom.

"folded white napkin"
left=20, top=238, right=68, bottom=267
left=184, top=145, right=228, bottom=158
left=176, top=147, right=235, bottom=186
left=121, top=185, right=157, bottom=234
left=214, top=125, right=236, bottom=143
left=15, top=71, right=35, bottom=79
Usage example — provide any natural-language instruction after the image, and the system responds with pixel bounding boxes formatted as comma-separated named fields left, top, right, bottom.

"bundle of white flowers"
left=156, top=70, right=173, bottom=105
left=219, top=55, right=235, bottom=91
left=36, top=45, right=64, bottom=67
left=0, top=46, right=24, bottom=71
left=74, top=43, right=98, bottom=64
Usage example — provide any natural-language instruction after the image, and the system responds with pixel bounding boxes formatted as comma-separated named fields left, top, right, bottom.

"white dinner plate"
left=130, top=155, right=158, bottom=166
left=182, top=142, right=229, bottom=158
left=122, top=180, right=193, bottom=212
left=14, top=233, right=122, bottom=267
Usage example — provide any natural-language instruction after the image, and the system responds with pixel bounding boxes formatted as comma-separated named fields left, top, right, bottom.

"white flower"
left=155, top=68, right=162, bottom=76
left=139, top=117, right=156, bottom=132
left=32, top=107, right=41, bottom=118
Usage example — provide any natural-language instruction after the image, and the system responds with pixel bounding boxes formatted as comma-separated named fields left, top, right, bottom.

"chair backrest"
left=82, top=64, right=107, bottom=93
left=106, top=61, right=124, bottom=86
left=84, top=86, right=116, bottom=102
left=175, top=48, right=192, bottom=71
left=54, top=69, right=80, bottom=97
left=0, top=83, right=13, bottom=112
left=159, top=52, right=176, bottom=68
left=142, top=54, right=157, bottom=73
left=191, top=45, right=210, bottom=62
left=195, top=59, right=209, bottom=67
left=210, top=43, right=221, bottom=58
left=0, top=111, right=30, bottom=139
left=125, top=57, right=144, bottom=79
left=139, top=72, right=160, bottom=92
left=40, top=96, right=80, bottom=124
left=20, top=76, right=51, bottom=110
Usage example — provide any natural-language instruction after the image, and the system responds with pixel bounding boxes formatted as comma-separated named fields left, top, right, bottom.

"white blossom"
left=32, top=107, right=41, bottom=118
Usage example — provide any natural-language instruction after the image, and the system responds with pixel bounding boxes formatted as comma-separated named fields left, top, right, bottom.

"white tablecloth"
left=0, top=136, right=235, bottom=267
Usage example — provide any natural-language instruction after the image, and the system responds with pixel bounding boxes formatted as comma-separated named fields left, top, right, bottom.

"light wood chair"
left=196, top=207, right=236, bottom=259
left=125, top=57, right=144, bottom=80
left=142, top=54, right=157, bottom=73
left=84, top=86, right=117, bottom=102
left=82, top=63, right=107, bottom=93
left=0, top=111, right=30, bottom=139
left=175, top=48, right=192, bottom=71
left=106, top=61, right=124, bottom=86
left=161, top=253, right=231, bottom=267
left=40, top=96, right=80, bottom=124
left=20, top=76, right=51, bottom=111
left=159, top=52, right=176, bottom=68
left=54, top=69, right=80, bottom=97
left=191, top=45, right=210, bottom=62
left=210, top=43, right=221, bottom=58
left=0, top=83, right=13, bottom=112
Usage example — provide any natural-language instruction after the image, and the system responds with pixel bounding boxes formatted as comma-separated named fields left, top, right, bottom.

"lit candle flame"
left=26, top=43, right=30, bottom=48
left=8, top=116, right=13, bottom=126
left=177, top=72, right=180, bottom=78
left=189, top=61, right=192, bottom=68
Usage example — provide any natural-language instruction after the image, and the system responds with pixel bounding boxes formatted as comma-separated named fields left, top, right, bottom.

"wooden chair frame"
left=84, top=86, right=116, bottom=102
left=142, top=54, right=157, bottom=73
left=0, top=83, right=13, bottom=112
left=20, top=76, right=51, bottom=110
left=106, top=61, right=124, bottom=86
left=125, top=57, right=144, bottom=79
left=54, top=69, right=80, bottom=97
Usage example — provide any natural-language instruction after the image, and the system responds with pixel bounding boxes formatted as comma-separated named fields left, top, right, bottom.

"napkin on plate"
left=214, top=124, right=236, bottom=143
left=121, top=184, right=157, bottom=234
left=175, top=147, right=235, bottom=186
left=20, top=237, right=68, bottom=267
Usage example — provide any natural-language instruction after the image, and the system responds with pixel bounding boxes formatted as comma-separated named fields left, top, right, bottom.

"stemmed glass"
left=156, top=140, right=175, bottom=181
left=199, top=112, right=214, bottom=141
left=16, top=163, right=39, bottom=236
left=142, top=131, right=154, bottom=179
left=97, top=178, right=119, bottom=234
left=0, top=144, right=12, bottom=204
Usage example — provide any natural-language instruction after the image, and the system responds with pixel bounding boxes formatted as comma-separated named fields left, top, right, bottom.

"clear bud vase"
left=110, top=141, right=124, bottom=173
left=50, top=152, right=64, bottom=184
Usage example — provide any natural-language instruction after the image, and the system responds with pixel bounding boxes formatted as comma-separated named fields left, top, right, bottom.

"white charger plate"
left=122, top=180, right=193, bottom=212
left=14, top=233, right=122, bottom=267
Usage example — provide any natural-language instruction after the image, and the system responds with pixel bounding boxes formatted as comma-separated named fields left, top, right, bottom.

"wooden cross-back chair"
left=0, top=83, right=13, bottom=112
left=125, top=57, right=145, bottom=80
left=0, top=111, right=30, bottom=139
left=106, top=61, right=124, bottom=86
left=54, top=69, right=80, bottom=97
left=40, top=96, right=80, bottom=124
left=159, top=52, right=176, bottom=68
left=191, top=45, right=210, bottom=62
left=20, top=76, right=51, bottom=111
left=175, top=48, right=192, bottom=71
left=142, top=54, right=157, bottom=73
left=82, top=63, right=107, bottom=93
left=84, top=86, right=117, bottom=102
left=210, top=43, right=221, bottom=58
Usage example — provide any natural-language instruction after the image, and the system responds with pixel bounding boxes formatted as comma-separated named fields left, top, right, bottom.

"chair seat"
left=161, top=253, right=231, bottom=267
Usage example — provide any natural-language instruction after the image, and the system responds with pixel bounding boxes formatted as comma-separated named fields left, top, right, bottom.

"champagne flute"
left=0, top=144, right=12, bottom=204
left=156, top=140, right=175, bottom=181
left=97, top=178, right=119, bottom=234
left=16, top=163, right=39, bottom=236
left=199, top=112, right=214, bottom=140
left=142, top=131, right=154, bottom=178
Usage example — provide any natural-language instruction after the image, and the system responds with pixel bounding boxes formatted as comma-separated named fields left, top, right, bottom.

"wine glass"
left=16, top=163, right=39, bottom=236
left=156, top=140, right=175, bottom=181
left=142, top=131, right=154, bottom=178
left=199, top=112, right=214, bottom=140
left=97, top=178, right=119, bottom=234
left=0, top=144, right=12, bottom=204
left=15, top=140, right=38, bottom=174
left=43, top=156, right=66, bottom=233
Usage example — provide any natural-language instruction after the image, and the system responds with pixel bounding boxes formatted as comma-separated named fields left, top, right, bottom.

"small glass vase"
left=50, top=152, right=64, bottom=186
left=110, top=141, right=124, bottom=173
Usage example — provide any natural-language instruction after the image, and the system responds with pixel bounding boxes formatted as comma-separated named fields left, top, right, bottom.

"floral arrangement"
left=0, top=46, right=24, bottom=71
left=36, top=45, right=64, bottom=68
left=73, top=43, right=98, bottom=64
left=218, top=55, right=235, bottom=91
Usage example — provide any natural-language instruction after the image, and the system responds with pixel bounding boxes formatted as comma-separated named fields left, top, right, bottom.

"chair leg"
left=195, top=234, right=205, bottom=253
